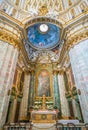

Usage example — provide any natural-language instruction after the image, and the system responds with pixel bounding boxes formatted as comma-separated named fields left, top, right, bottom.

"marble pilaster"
left=0, top=40, right=18, bottom=128
left=72, top=98, right=78, bottom=118
left=53, top=71, right=60, bottom=109
left=28, top=71, right=35, bottom=107
left=10, top=99, right=17, bottom=123
left=19, top=72, right=30, bottom=120
left=58, top=72, right=70, bottom=118
left=69, top=39, right=88, bottom=123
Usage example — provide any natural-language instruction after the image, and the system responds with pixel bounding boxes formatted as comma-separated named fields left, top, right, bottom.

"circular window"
left=39, top=24, right=49, bottom=33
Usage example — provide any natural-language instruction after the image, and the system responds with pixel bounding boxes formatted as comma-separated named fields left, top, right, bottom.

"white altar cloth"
left=31, top=110, right=56, bottom=114
left=58, top=120, right=79, bottom=124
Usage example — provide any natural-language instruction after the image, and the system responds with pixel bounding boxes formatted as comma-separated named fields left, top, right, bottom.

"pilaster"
left=19, top=71, right=31, bottom=121
left=53, top=69, right=61, bottom=110
left=69, top=39, right=88, bottom=123
left=0, top=40, right=18, bottom=128
left=28, top=70, right=35, bottom=108
left=58, top=70, right=70, bottom=119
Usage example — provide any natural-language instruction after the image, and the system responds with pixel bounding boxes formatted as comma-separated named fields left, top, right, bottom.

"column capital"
left=58, top=69, right=64, bottom=75
left=24, top=70, right=31, bottom=75
left=30, top=69, right=35, bottom=75
left=53, top=69, right=58, bottom=75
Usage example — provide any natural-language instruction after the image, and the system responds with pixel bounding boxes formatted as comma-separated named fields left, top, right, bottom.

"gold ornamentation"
left=67, top=30, right=88, bottom=47
left=0, top=29, right=20, bottom=48
left=35, top=68, right=53, bottom=98
left=39, top=5, right=48, bottom=16
left=0, top=11, right=24, bottom=27
left=53, top=69, right=58, bottom=75
left=42, top=95, right=46, bottom=110
left=80, top=2, right=88, bottom=12
left=25, top=17, right=62, bottom=29
left=68, top=0, right=72, bottom=6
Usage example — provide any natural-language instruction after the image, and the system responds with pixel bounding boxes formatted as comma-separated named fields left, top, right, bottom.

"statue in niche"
left=38, top=70, right=50, bottom=97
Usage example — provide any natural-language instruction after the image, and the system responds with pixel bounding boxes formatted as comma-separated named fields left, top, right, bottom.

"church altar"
left=31, top=110, right=57, bottom=123
left=30, top=95, right=57, bottom=123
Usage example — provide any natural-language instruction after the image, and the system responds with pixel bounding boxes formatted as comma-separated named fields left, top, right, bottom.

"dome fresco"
left=27, top=23, right=60, bottom=49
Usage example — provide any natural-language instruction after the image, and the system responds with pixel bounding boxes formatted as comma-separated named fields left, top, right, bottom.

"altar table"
left=31, top=110, right=57, bottom=123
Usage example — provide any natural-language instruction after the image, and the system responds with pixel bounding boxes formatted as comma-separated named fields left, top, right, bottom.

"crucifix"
left=42, top=95, right=46, bottom=110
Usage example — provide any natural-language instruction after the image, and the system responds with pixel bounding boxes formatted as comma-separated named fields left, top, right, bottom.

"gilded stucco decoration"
left=39, top=5, right=48, bottom=16
left=0, top=0, right=85, bottom=24
left=0, top=29, right=20, bottom=48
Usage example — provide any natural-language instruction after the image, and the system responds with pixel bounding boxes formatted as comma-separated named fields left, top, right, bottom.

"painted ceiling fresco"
left=27, top=23, right=60, bottom=49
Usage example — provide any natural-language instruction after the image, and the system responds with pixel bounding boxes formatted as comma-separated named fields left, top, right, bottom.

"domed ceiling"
left=27, top=23, right=60, bottom=50
left=23, top=18, right=63, bottom=63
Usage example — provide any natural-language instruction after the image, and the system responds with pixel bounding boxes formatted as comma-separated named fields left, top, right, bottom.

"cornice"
left=0, top=11, right=24, bottom=28
left=67, top=30, right=88, bottom=47
left=0, top=29, right=20, bottom=48
left=0, top=26, right=30, bottom=70
left=24, top=17, right=63, bottom=29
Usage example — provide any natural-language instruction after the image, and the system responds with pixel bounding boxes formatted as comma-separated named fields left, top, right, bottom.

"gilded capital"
left=53, top=69, right=58, bottom=75
left=0, top=29, right=20, bottom=49
left=58, top=69, right=64, bottom=75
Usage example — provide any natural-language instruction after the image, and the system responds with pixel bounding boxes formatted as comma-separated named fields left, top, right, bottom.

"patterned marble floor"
left=32, top=123, right=56, bottom=130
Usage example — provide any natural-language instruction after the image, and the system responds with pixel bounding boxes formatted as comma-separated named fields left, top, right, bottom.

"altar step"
left=32, top=123, right=56, bottom=130
left=3, top=122, right=88, bottom=130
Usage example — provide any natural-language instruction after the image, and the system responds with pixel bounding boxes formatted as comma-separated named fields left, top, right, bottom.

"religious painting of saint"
left=38, top=70, right=50, bottom=97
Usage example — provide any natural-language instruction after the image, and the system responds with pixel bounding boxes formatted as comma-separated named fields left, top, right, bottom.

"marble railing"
left=3, top=122, right=88, bottom=130
left=56, top=123, right=88, bottom=130
left=4, top=123, right=32, bottom=130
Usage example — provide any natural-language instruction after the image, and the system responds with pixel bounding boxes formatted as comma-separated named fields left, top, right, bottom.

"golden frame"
left=35, top=68, right=53, bottom=99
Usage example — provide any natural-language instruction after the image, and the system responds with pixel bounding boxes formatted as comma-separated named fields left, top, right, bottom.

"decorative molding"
left=0, top=29, right=20, bottom=48
left=0, top=11, right=24, bottom=28
left=67, top=30, right=88, bottom=48
left=24, top=17, right=62, bottom=29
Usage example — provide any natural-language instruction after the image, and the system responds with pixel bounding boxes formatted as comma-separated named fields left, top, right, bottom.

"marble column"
left=28, top=71, right=35, bottom=107
left=72, top=98, right=82, bottom=120
left=19, top=72, right=30, bottom=120
left=53, top=71, right=60, bottom=109
left=6, top=100, right=14, bottom=123
left=69, top=39, right=88, bottom=123
left=72, top=98, right=78, bottom=118
left=0, top=40, right=18, bottom=128
left=10, top=99, right=17, bottom=123
left=10, top=68, right=22, bottom=123
left=75, top=100, right=83, bottom=121
left=58, top=71, right=70, bottom=118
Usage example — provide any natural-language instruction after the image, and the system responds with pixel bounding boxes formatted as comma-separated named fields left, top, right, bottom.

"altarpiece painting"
left=38, top=70, right=50, bottom=97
